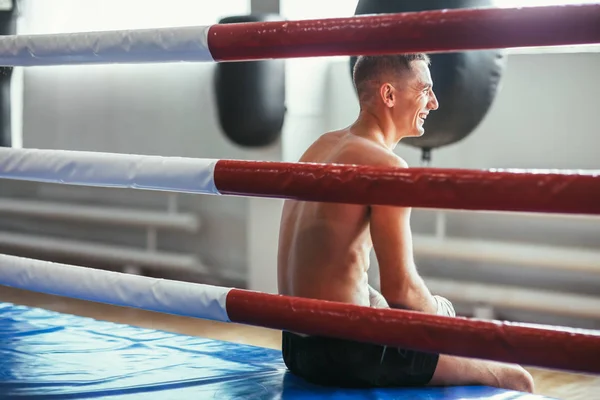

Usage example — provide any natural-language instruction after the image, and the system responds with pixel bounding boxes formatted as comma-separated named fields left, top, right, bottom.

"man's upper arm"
left=369, top=157, right=437, bottom=312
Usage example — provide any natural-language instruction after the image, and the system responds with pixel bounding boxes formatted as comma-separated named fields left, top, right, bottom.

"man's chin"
left=399, top=128, right=425, bottom=141
left=410, top=129, right=426, bottom=137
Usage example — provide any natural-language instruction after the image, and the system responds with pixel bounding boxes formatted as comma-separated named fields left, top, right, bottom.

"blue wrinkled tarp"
left=0, top=302, right=554, bottom=399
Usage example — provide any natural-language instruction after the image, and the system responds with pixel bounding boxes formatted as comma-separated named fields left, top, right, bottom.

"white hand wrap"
left=434, top=295, right=456, bottom=317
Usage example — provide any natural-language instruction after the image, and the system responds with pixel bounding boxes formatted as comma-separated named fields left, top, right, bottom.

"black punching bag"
left=350, top=0, right=506, bottom=152
left=214, top=15, right=285, bottom=147
left=0, top=1, right=16, bottom=147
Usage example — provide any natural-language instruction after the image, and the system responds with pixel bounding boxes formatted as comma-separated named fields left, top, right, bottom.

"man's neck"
left=352, top=109, right=404, bottom=150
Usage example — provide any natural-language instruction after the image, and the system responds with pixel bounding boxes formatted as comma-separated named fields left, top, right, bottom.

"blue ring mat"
left=0, top=302, right=554, bottom=399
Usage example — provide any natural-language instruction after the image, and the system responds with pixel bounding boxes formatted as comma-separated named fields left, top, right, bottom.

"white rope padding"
left=0, top=147, right=220, bottom=195
left=0, top=26, right=214, bottom=66
left=0, top=253, right=232, bottom=322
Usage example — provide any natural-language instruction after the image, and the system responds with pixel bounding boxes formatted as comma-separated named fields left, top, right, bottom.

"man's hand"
left=433, top=295, right=456, bottom=317
left=369, top=285, right=390, bottom=308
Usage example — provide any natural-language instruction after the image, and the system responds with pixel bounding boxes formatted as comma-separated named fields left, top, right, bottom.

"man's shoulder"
left=385, top=152, right=409, bottom=168
left=299, top=130, right=409, bottom=169
left=346, top=140, right=408, bottom=169
left=298, top=130, right=360, bottom=165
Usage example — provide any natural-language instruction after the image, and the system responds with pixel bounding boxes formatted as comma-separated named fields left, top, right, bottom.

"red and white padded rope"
left=0, top=4, right=598, bottom=66
left=0, top=253, right=599, bottom=374
left=1, top=147, right=599, bottom=215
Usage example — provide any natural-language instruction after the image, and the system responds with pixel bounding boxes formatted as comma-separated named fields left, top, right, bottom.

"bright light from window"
left=19, top=0, right=250, bottom=34
left=280, top=0, right=358, bottom=19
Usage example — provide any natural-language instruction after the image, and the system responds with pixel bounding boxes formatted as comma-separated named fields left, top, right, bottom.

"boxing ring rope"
left=1, top=148, right=599, bottom=215
left=0, top=4, right=598, bottom=66
left=0, top=253, right=599, bottom=374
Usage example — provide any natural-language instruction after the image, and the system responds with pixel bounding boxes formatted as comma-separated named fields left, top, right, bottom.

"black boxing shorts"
left=281, top=330, right=439, bottom=388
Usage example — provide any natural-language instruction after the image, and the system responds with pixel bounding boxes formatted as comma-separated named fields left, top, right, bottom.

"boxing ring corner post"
left=0, top=253, right=599, bottom=376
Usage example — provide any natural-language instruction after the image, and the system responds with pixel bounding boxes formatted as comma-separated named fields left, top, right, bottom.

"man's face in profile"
left=393, top=60, right=439, bottom=137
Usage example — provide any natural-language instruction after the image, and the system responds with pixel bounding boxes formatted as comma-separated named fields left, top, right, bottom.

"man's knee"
left=501, top=365, right=534, bottom=393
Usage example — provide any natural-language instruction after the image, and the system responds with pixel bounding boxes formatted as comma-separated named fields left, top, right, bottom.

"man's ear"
left=379, top=83, right=395, bottom=108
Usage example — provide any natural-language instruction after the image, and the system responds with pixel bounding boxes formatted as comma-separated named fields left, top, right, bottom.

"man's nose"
left=428, top=90, right=439, bottom=110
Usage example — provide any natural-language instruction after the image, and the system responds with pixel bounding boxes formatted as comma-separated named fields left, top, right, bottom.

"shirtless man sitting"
left=277, top=53, right=534, bottom=392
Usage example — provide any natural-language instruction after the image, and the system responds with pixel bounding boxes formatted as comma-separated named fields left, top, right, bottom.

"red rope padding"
left=213, top=160, right=600, bottom=215
left=207, top=5, right=600, bottom=61
left=226, top=288, right=600, bottom=374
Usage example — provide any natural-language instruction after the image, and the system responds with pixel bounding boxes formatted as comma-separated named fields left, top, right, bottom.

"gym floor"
left=0, top=286, right=598, bottom=400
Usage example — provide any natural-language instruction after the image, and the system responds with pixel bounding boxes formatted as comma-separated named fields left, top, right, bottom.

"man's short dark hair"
left=352, top=54, right=431, bottom=100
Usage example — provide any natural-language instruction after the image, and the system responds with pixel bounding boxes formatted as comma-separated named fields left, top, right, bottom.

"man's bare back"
left=278, top=128, right=401, bottom=307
